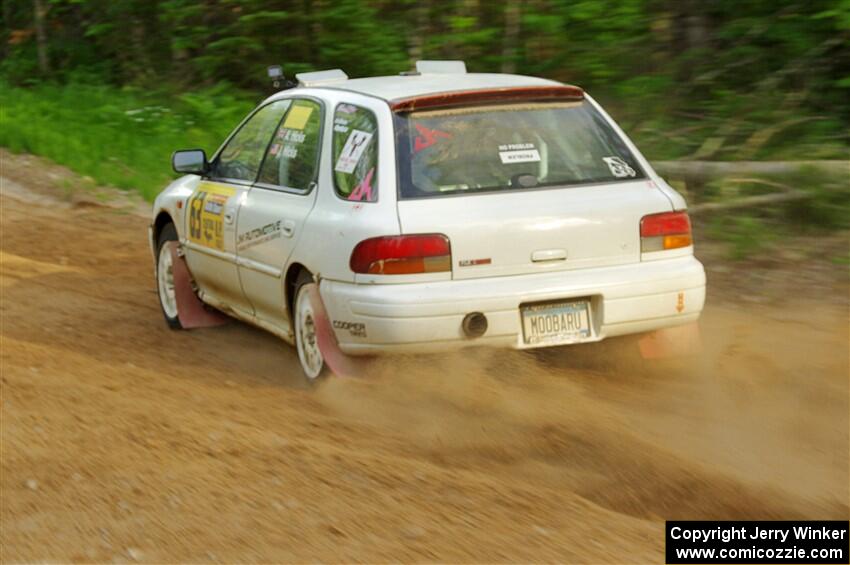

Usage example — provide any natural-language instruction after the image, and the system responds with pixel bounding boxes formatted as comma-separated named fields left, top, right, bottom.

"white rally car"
left=151, top=61, right=705, bottom=381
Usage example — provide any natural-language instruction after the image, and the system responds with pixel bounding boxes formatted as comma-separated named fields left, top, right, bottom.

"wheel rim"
left=157, top=243, right=179, bottom=320
left=295, top=288, right=324, bottom=380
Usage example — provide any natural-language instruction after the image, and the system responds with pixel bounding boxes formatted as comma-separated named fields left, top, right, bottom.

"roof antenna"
left=267, top=65, right=296, bottom=90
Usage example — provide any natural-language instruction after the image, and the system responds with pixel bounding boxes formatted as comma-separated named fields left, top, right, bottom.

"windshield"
left=394, top=100, right=645, bottom=199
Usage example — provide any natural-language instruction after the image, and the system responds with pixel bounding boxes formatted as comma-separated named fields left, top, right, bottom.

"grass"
left=0, top=80, right=254, bottom=200
left=1, top=80, right=847, bottom=246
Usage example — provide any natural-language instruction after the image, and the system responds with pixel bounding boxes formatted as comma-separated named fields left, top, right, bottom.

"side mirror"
left=172, top=149, right=209, bottom=175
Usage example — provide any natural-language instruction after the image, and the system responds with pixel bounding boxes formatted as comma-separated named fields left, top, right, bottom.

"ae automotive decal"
left=237, top=221, right=282, bottom=251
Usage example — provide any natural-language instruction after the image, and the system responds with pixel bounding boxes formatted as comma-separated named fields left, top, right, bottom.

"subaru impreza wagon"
left=150, top=60, right=705, bottom=381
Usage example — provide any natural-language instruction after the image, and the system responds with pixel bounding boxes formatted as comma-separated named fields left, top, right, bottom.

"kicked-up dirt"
left=1, top=149, right=848, bottom=563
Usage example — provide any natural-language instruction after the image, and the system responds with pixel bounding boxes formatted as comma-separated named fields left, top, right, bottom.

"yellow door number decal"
left=187, top=184, right=236, bottom=251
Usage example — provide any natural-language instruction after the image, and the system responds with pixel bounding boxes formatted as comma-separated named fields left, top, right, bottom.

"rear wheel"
left=156, top=223, right=182, bottom=329
left=293, top=272, right=328, bottom=382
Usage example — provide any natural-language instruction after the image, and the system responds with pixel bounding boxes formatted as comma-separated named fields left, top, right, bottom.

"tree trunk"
left=311, top=0, right=324, bottom=66
left=684, top=1, right=709, bottom=51
left=670, top=0, right=709, bottom=81
left=408, top=1, right=429, bottom=66
left=2, top=0, right=11, bottom=30
left=501, top=0, right=520, bottom=74
left=33, top=0, right=50, bottom=74
left=2, top=0, right=12, bottom=59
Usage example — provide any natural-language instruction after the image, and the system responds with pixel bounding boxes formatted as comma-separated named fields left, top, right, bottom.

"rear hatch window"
left=394, top=100, right=644, bottom=199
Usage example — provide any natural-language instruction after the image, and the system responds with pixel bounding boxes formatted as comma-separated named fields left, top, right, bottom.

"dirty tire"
left=156, top=222, right=182, bottom=330
left=293, top=271, right=329, bottom=383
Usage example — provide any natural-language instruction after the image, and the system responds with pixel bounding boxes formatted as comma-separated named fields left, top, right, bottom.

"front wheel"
left=156, top=223, right=182, bottom=329
left=293, top=273, right=329, bottom=383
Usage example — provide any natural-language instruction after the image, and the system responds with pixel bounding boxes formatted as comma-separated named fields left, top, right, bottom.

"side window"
left=257, top=99, right=322, bottom=190
left=332, top=104, right=378, bottom=201
left=213, top=99, right=291, bottom=182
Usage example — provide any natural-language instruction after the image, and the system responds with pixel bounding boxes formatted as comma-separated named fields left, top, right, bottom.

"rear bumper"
left=319, top=256, right=705, bottom=355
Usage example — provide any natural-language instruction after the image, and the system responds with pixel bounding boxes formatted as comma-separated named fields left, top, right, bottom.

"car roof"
left=299, top=72, right=566, bottom=102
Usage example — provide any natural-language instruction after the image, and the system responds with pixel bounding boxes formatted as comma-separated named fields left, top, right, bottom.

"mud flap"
left=166, top=242, right=229, bottom=329
left=305, top=283, right=373, bottom=378
left=638, top=322, right=702, bottom=359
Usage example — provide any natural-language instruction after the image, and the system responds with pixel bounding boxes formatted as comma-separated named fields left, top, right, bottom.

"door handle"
left=532, top=248, right=567, bottom=262
left=224, top=211, right=235, bottom=224
left=282, top=220, right=295, bottom=238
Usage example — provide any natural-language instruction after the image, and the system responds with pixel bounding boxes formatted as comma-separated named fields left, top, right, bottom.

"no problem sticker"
left=498, top=143, right=540, bottom=164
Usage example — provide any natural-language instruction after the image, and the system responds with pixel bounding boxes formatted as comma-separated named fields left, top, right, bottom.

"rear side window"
left=258, top=99, right=323, bottom=191
left=332, top=104, right=378, bottom=202
left=394, top=100, right=644, bottom=199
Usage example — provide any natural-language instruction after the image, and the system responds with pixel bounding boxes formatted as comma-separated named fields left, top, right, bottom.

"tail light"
left=640, top=211, right=692, bottom=252
left=350, top=234, right=451, bottom=275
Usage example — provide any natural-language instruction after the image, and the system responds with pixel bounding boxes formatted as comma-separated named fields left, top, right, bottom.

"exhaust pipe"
left=462, top=312, right=488, bottom=338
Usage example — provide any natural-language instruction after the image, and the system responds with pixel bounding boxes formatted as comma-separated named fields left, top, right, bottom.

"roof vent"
left=295, top=69, right=349, bottom=86
left=415, top=60, right=467, bottom=74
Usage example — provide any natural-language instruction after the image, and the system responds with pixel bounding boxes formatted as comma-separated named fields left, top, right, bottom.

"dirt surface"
left=1, top=149, right=848, bottom=563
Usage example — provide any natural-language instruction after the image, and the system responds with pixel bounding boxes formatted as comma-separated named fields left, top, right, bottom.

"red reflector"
left=350, top=234, right=451, bottom=275
left=640, top=211, right=691, bottom=237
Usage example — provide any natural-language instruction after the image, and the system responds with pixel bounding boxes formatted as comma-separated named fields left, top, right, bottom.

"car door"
left=183, top=99, right=291, bottom=315
left=236, top=97, right=323, bottom=330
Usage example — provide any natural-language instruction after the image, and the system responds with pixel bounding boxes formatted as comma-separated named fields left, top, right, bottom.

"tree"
left=501, top=0, right=520, bottom=73
left=32, top=0, right=49, bottom=74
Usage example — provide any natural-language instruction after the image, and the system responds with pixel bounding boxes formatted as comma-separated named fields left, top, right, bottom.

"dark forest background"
left=2, top=0, right=848, bottom=111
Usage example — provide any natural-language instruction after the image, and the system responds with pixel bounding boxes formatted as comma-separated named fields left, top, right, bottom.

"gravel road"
left=1, top=150, right=847, bottom=562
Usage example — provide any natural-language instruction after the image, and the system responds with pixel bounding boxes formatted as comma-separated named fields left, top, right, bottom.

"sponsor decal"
left=187, top=184, right=236, bottom=251
left=237, top=220, right=282, bottom=251
left=348, top=167, right=375, bottom=202
left=602, top=156, right=636, bottom=178
left=413, top=124, right=452, bottom=153
left=498, top=143, right=540, bottom=164
left=333, top=320, right=367, bottom=337
left=335, top=129, right=373, bottom=174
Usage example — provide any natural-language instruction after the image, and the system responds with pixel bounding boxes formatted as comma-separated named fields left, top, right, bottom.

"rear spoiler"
left=389, top=85, right=584, bottom=113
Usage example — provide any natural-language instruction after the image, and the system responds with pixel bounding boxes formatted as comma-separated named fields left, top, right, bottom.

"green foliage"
left=0, top=0, right=847, bottom=199
left=699, top=169, right=850, bottom=259
left=781, top=168, right=850, bottom=230
left=706, top=214, right=777, bottom=261
left=0, top=80, right=254, bottom=200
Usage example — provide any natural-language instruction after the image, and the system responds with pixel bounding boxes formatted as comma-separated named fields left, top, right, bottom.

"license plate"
left=521, top=299, right=592, bottom=346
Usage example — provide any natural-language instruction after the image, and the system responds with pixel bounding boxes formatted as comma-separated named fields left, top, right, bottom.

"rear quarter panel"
left=286, top=89, right=401, bottom=283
